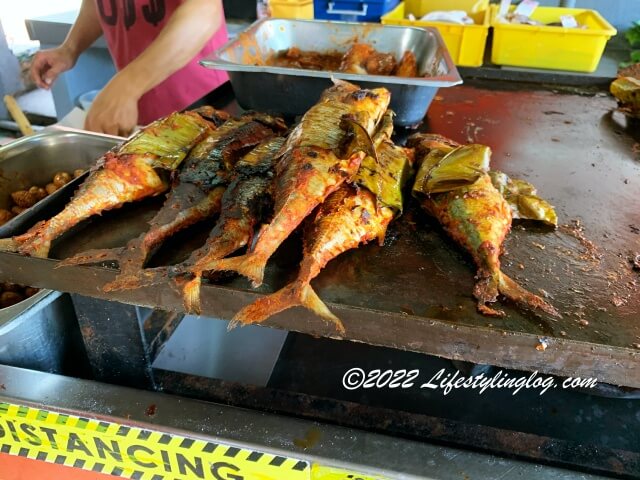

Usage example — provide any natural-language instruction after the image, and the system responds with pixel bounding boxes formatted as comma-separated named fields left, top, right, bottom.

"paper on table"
left=498, top=0, right=511, bottom=16
left=55, top=107, right=87, bottom=130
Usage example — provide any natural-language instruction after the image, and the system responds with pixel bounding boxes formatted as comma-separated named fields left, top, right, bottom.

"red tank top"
left=95, top=0, right=229, bottom=124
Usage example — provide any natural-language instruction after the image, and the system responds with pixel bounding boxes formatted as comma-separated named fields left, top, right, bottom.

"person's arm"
left=85, top=0, right=224, bottom=136
left=30, top=0, right=102, bottom=89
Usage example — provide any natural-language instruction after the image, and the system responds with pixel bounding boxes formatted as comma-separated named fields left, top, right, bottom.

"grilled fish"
left=409, top=133, right=560, bottom=318
left=232, top=112, right=411, bottom=332
left=0, top=110, right=217, bottom=258
left=209, top=80, right=390, bottom=287
left=57, top=113, right=285, bottom=292
left=128, top=136, right=285, bottom=313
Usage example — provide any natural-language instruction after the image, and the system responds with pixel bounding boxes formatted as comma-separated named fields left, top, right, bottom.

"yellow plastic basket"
left=381, top=0, right=490, bottom=67
left=490, top=5, right=617, bottom=73
left=269, top=0, right=314, bottom=19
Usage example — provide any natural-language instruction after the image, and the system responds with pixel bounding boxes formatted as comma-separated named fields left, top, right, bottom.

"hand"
left=84, top=79, right=139, bottom=137
left=30, top=46, right=77, bottom=89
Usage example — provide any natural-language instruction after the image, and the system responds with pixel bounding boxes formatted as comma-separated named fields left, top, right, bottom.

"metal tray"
left=0, top=128, right=122, bottom=238
left=201, top=18, right=462, bottom=126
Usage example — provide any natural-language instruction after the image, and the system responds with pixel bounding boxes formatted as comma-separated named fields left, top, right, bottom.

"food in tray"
left=267, top=44, right=419, bottom=77
left=206, top=79, right=390, bottom=288
left=409, top=133, right=560, bottom=318
left=233, top=111, right=414, bottom=333
left=57, top=112, right=286, bottom=293
left=0, top=170, right=78, bottom=227
left=0, top=108, right=219, bottom=258
left=0, top=282, right=39, bottom=309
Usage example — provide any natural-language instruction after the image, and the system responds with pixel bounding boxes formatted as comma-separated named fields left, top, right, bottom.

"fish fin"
left=56, top=248, right=122, bottom=269
left=11, top=221, right=50, bottom=258
left=181, top=275, right=202, bottom=315
left=477, top=303, right=506, bottom=317
left=498, top=271, right=562, bottom=319
left=0, top=238, right=18, bottom=252
left=233, top=282, right=345, bottom=334
left=210, top=254, right=267, bottom=288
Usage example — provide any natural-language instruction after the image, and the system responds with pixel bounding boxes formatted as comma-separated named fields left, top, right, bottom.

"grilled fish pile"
left=232, top=110, right=414, bottom=332
left=0, top=80, right=563, bottom=333
left=56, top=112, right=287, bottom=292
left=206, top=80, right=390, bottom=288
left=0, top=108, right=221, bottom=258
left=409, top=133, right=560, bottom=318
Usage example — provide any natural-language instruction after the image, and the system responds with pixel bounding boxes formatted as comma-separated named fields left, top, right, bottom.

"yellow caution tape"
left=0, top=402, right=388, bottom=480
left=0, top=402, right=308, bottom=480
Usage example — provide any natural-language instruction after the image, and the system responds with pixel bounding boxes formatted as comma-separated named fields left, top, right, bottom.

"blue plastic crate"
left=314, top=0, right=400, bottom=22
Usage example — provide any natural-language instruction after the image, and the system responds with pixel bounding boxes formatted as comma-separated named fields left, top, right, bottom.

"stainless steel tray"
left=0, top=128, right=122, bottom=237
left=201, top=19, right=462, bottom=126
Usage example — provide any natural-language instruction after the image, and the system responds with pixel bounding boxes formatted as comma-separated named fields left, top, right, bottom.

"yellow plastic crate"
left=490, top=5, right=617, bottom=73
left=269, top=0, right=314, bottom=19
left=382, top=1, right=490, bottom=67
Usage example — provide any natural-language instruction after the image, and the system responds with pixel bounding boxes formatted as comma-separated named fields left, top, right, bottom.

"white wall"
left=0, top=0, right=82, bottom=49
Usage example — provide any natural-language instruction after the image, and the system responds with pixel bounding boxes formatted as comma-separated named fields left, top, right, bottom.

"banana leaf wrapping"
left=412, top=144, right=491, bottom=196
left=610, top=76, right=640, bottom=118
left=489, top=171, right=558, bottom=227
left=353, top=111, right=413, bottom=214
left=410, top=139, right=557, bottom=227
left=118, top=111, right=211, bottom=170
left=354, top=141, right=413, bottom=214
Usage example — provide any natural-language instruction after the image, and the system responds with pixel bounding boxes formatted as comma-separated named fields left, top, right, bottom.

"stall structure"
left=0, top=76, right=638, bottom=478
left=1, top=7, right=639, bottom=477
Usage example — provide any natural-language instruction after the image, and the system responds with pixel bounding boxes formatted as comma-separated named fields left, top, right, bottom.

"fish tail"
left=0, top=238, right=18, bottom=252
left=179, top=275, right=202, bottom=315
left=56, top=248, right=122, bottom=269
left=473, top=268, right=504, bottom=317
left=211, top=254, right=267, bottom=288
left=232, top=281, right=345, bottom=334
left=498, top=271, right=562, bottom=318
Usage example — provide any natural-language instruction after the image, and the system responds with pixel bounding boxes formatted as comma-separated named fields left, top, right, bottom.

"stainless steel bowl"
left=0, top=128, right=122, bottom=320
left=0, top=127, right=121, bottom=237
left=201, top=18, right=462, bottom=126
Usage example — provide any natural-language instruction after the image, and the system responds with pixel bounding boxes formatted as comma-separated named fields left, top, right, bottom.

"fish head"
left=345, top=88, right=391, bottom=132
